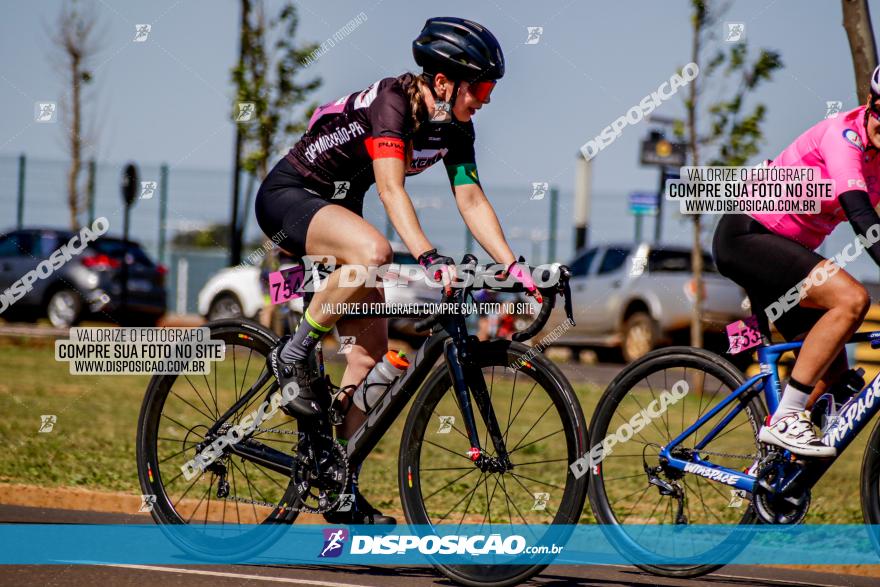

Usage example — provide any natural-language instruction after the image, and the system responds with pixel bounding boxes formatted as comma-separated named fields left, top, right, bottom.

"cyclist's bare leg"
left=804, top=350, right=849, bottom=408
left=304, top=205, right=393, bottom=324
left=333, top=288, right=388, bottom=440
left=769, top=261, right=868, bottom=423
left=789, top=262, right=868, bottom=387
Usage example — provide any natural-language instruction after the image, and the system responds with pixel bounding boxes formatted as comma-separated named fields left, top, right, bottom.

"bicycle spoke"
left=503, top=380, right=538, bottom=444
left=513, top=457, right=569, bottom=466
left=508, top=472, right=555, bottom=518
left=203, top=473, right=215, bottom=525
left=508, top=401, right=554, bottom=453
left=183, top=375, right=216, bottom=419
left=422, top=467, right=478, bottom=502
left=437, top=471, right=484, bottom=524
left=168, top=390, right=216, bottom=423
left=509, top=427, right=563, bottom=456
left=158, top=444, right=192, bottom=464
left=509, top=471, right=565, bottom=491
left=423, top=438, right=474, bottom=462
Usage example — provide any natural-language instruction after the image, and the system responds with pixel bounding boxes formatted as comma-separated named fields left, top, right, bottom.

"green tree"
left=673, top=0, right=782, bottom=349
left=229, top=0, right=321, bottom=264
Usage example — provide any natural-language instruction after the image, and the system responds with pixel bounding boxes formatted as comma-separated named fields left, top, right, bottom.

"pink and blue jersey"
left=750, top=105, right=880, bottom=250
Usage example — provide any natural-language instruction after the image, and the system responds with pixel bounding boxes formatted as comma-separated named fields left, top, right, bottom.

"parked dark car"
left=0, top=228, right=167, bottom=327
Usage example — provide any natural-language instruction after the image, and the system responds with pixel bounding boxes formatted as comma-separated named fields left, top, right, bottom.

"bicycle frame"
left=216, top=303, right=508, bottom=477
left=658, top=331, right=880, bottom=493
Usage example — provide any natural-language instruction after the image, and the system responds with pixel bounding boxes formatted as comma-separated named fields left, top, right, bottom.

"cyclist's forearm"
left=840, top=189, right=880, bottom=266
left=378, top=185, right=434, bottom=257
left=457, top=190, right=516, bottom=265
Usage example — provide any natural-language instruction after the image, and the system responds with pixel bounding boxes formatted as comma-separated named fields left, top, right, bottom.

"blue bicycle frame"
left=658, top=331, right=880, bottom=493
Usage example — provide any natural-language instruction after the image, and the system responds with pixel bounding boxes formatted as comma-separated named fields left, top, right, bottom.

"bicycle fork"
left=443, top=334, right=512, bottom=472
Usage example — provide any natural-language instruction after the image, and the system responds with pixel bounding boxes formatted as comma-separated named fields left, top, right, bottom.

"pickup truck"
left=543, top=242, right=748, bottom=362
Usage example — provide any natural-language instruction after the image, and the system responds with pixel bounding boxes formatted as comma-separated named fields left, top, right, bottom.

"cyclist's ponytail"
left=398, top=72, right=430, bottom=167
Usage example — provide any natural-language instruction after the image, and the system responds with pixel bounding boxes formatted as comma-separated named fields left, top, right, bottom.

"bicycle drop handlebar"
left=413, top=254, right=575, bottom=343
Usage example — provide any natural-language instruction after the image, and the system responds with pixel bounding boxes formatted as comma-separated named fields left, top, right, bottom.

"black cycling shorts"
left=712, top=214, right=826, bottom=341
left=255, top=157, right=364, bottom=258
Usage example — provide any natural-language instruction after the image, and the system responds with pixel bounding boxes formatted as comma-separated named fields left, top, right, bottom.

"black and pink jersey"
left=285, top=76, right=479, bottom=206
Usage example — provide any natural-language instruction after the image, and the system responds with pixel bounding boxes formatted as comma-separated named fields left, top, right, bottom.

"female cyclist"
left=713, top=66, right=880, bottom=458
left=254, top=17, right=538, bottom=523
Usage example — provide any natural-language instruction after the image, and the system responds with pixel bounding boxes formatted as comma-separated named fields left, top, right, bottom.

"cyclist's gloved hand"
left=505, top=257, right=543, bottom=303
left=418, top=248, right=456, bottom=295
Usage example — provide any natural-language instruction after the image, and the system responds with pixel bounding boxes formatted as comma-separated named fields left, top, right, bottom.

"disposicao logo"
left=319, top=528, right=348, bottom=558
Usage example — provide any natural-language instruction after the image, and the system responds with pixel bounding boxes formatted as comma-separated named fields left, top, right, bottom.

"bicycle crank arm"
left=227, top=438, right=295, bottom=476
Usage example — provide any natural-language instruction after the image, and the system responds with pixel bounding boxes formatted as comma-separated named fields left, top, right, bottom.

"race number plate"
left=268, top=266, right=304, bottom=304
left=726, top=315, right=762, bottom=354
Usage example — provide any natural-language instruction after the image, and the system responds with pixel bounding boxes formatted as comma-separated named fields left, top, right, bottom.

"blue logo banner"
left=2, top=524, right=880, bottom=566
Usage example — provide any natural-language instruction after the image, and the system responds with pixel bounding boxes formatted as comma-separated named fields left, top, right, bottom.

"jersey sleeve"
left=821, top=125, right=868, bottom=197
left=444, top=120, right=479, bottom=186
left=365, top=79, right=407, bottom=160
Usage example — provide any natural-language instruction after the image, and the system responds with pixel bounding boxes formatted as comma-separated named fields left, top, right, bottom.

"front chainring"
left=291, top=433, right=349, bottom=514
left=751, top=453, right=810, bottom=524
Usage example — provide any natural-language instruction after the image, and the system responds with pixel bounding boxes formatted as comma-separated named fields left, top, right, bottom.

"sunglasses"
left=467, top=80, right=496, bottom=103
left=870, top=102, right=880, bottom=122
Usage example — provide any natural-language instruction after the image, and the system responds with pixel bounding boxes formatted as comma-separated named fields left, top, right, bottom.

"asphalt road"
left=0, top=505, right=876, bottom=587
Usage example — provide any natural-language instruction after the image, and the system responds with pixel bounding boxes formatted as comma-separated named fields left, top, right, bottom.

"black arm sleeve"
left=839, top=189, right=880, bottom=267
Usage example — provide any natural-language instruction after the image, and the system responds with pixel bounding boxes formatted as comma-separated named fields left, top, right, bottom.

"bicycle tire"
left=588, top=346, right=767, bottom=578
left=136, top=319, right=300, bottom=559
left=399, top=338, right=588, bottom=587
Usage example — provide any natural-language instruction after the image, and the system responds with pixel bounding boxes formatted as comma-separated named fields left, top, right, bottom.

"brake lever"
left=560, top=265, right=575, bottom=326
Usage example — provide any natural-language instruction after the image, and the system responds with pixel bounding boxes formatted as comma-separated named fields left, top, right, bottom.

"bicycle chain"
left=690, top=448, right=758, bottom=461
left=251, top=426, right=300, bottom=436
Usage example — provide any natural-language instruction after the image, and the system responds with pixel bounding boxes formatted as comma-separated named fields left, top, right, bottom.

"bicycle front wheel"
left=399, top=338, right=588, bottom=587
left=588, top=346, right=767, bottom=578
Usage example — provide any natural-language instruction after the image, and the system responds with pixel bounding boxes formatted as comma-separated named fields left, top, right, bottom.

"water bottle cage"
left=329, top=383, right=358, bottom=426
left=359, top=381, right=395, bottom=413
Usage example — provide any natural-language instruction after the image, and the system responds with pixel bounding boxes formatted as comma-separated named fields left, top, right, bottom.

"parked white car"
left=543, top=242, right=748, bottom=362
left=197, top=244, right=438, bottom=342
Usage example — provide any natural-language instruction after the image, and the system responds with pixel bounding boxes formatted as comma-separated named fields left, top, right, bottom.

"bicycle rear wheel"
left=399, top=339, right=588, bottom=587
left=588, top=347, right=767, bottom=578
left=136, top=319, right=301, bottom=559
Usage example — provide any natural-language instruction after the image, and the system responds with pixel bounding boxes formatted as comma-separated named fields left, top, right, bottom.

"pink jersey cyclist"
left=750, top=105, right=880, bottom=250
left=713, top=67, right=880, bottom=458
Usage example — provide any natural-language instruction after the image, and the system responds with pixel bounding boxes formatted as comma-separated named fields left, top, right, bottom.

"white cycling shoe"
left=757, top=411, right=836, bottom=458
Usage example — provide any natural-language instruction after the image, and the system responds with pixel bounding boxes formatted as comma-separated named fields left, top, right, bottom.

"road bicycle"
left=136, top=255, right=587, bottom=587
left=587, top=316, right=880, bottom=578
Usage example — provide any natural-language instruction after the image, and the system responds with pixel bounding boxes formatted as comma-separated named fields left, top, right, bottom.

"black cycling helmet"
left=412, top=17, right=505, bottom=83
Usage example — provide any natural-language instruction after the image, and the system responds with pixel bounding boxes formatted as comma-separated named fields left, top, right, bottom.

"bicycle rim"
left=588, top=347, right=766, bottom=577
left=136, top=320, right=300, bottom=559
left=399, top=339, right=588, bottom=587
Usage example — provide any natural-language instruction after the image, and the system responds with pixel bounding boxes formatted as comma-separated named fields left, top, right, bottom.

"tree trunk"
left=67, top=51, right=82, bottom=230
left=688, top=17, right=704, bottom=352
left=229, top=0, right=250, bottom=266
left=842, top=0, right=878, bottom=101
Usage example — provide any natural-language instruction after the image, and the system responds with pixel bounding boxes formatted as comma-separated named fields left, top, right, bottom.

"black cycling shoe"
left=323, top=490, right=397, bottom=525
left=266, top=336, right=325, bottom=418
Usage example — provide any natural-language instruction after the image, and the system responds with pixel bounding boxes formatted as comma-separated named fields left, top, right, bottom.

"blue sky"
left=2, top=1, right=880, bottom=273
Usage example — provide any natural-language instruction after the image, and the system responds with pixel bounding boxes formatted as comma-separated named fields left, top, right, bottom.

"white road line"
left=74, top=563, right=374, bottom=587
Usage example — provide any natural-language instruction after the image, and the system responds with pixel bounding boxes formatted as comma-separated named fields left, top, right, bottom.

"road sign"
left=629, top=192, right=658, bottom=216
left=640, top=136, right=686, bottom=167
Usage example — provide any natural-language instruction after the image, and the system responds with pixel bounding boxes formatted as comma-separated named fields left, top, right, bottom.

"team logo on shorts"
left=843, top=128, right=865, bottom=151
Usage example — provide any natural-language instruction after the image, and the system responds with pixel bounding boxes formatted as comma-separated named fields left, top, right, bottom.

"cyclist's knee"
left=837, top=285, right=870, bottom=322
left=355, top=237, right=392, bottom=268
